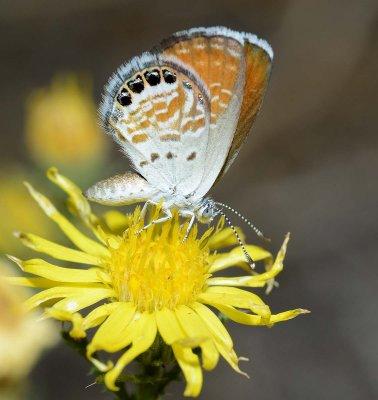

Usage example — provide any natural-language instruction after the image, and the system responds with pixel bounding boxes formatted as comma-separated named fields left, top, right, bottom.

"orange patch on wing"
left=132, top=133, right=149, bottom=143
left=163, top=35, right=243, bottom=126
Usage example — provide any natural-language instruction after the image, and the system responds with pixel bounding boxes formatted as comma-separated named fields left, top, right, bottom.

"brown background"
left=1, top=0, right=377, bottom=399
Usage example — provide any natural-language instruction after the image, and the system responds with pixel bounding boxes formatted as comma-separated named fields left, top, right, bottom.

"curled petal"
left=104, top=313, right=157, bottom=391
left=46, top=308, right=85, bottom=339
left=176, top=305, right=219, bottom=371
left=24, top=182, right=109, bottom=258
left=82, top=302, right=121, bottom=330
left=156, top=308, right=203, bottom=397
left=88, top=303, right=136, bottom=356
left=172, top=344, right=203, bottom=397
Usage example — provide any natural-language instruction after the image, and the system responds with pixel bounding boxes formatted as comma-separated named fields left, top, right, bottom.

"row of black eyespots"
left=116, top=68, right=177, bottom=107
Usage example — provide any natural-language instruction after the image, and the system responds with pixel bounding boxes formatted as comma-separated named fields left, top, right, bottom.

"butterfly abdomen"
left=85, top=172, right=159, bottom=206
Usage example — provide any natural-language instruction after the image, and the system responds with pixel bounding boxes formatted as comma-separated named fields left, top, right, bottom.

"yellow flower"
left=8, top=168, right=308, bottom=397
left=25, top=74, right=107, bottom=176
left=0, top=263, right=57, bottom=390
left=0, top=167, right=54, bottom=254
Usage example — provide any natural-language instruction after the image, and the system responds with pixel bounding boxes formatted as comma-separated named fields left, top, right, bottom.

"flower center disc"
left=106, top=218, right=210, bottom=312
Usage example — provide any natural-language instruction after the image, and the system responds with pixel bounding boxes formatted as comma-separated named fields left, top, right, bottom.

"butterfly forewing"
left=161, top=28, right=253, bottom=197
left=217, top=40, right=272, bottom=179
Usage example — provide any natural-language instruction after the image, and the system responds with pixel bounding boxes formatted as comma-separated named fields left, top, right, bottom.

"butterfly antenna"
left=215, top=208, right=255, bottom=269
left=215, top=201, right=270, bottom=242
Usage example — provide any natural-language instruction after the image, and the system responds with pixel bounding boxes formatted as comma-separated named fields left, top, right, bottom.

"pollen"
left=105, top=214, right=210, bottom=312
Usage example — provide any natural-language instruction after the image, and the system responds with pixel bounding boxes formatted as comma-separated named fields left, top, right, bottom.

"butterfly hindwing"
left=100, top=52, right=211, bottom=195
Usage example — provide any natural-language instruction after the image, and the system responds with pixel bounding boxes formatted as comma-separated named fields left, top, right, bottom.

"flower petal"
left=156, top=308, right=203, bottom=397
left=176, top=305, right=219, bottom=371
left=47, top=167, right=95, bottom=224
left=209, top=245, right=272, bottom=273
left=82, top=302, right=121, bottom=330
left=24, top=286, right=114, bottom=312
left=14, top=232, right=102, bottom=266
left=45, top=308, right=85, bottom=339
left=87, top=303, right=136, bottom=356
left=52, top=291, right=112, bottom=313
left=8, top=256, right=106, bottom=284
left=207, top=227, right=245, bottom=250
left=191, top=302, right=233, bottom=350
left=173, top=343, right=203, bottom=397
left=24, top=182, right=109, bottom=258
left=104, top=313, right=157, bottom=391
left=207, top=276, right=266, bottom=288
left=103, top=211, right=131, bottom=233
left=199, top=286, right=271, bottom=321
left=213, top=304, right=309, bottom=326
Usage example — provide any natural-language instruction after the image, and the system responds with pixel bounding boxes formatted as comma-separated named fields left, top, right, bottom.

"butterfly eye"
left=144, top=69, right=161, bottom=86
left=127, top=75, right=144, bottom=93
left=117, top=89, right=132, bottom=106
left=163, top=69, right=176, bottom=84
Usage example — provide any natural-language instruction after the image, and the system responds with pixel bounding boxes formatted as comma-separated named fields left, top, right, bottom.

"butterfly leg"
left=137, top=208, right=173, bottom=234
left=180, top=210, right=196, bottom=242
left=139, top=199, right=156, bottom=221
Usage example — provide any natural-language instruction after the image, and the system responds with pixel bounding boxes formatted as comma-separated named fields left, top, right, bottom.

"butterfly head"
left=195, top=198, right=219, bottom=224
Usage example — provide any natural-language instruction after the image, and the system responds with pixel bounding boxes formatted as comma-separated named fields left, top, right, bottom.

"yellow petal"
left=83, top=302, right=121, bottom=330
left=207, top=227, right=245, bottom=250
left=24, top=286, right=114, bottom=312
left=46, top=308, right=85, bottom=339
left=104, top=313, right=157, bottom=391
left=88, top=303, right=136, bottom=356
left=14, top=232, right=102, bottom=266
left=156, top=307, right=185, bottom=344
left=52, top=291, right=112, bottom=313
left=9, top=256, right=105, bottom=283
left=156, top=308, right=203, bottom=397
left=103, top=210, right=130, bottom=233
left=212, top=305, right=309, bottom=326
left=47, top=167, right=94, bottom=223
left=199, top=286, right=271, bottom=321
left=172, top=344, right=203, bottom=397
left=191, top=302, right=233, bottom=350
left=270, top=308, right=310, bottom=323
left=6, top=276, right=61, bottom=289
left=211, top=304, right=266, bottom=325
left=175, top=305, right=219, bottom=371
left=24, top=182, right=109, bottom=258
left=207, top=276, right=266, bottom=288
left=209, top=245, right=272, bottom=273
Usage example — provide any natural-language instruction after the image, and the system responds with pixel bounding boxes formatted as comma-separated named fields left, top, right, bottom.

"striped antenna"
left=215, top=208, right=255, bottom=269
left=215, top=201, right=270, bottom=242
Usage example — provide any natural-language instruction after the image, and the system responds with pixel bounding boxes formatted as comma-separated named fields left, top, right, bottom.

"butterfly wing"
left=99, top=52, right=211, bottom=195
left=217, top=37, right=272, bottom=180
left=159, top=27, right=273, bottom=198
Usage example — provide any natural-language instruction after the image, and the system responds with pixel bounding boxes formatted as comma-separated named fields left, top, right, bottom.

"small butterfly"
left=86, top=26, right=272, bottom=265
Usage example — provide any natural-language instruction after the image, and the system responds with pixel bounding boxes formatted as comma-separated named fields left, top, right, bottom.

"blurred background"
left=0, top=0, right=377, bottom=399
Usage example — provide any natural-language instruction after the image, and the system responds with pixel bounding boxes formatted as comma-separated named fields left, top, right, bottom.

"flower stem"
left=62, top=331, right=181, bottom=400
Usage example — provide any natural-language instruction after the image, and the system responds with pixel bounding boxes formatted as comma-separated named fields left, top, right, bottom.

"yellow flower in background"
left=8, top=168, right=308, bottom=397
left=0, top=263, right=57, bottom=392
left=0, top=168, right=54, bottom=255
left=25, top=75, right=107, bottom=178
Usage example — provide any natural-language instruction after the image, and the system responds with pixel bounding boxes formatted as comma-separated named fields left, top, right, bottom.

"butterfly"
left=86, top=26, right=272, bottom=262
